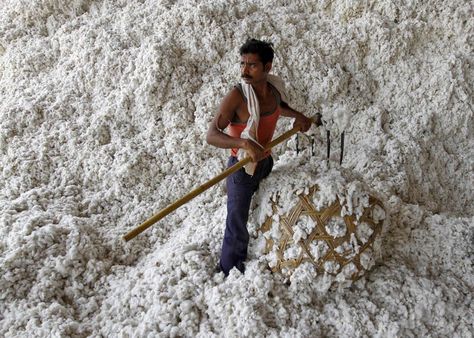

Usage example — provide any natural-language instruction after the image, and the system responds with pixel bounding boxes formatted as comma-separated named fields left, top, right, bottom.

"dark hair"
left=239, top=39, right=274, bottom=65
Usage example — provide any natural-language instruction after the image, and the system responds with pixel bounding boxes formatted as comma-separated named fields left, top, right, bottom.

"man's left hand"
left=293, top=114, right=313, bottom=132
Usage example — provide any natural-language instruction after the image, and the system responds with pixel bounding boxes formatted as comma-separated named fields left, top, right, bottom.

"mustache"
left=241, top=74, right=252, bottom=79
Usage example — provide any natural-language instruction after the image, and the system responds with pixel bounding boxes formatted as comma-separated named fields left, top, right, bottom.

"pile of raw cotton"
left=0, top=0, right=472, bottom=337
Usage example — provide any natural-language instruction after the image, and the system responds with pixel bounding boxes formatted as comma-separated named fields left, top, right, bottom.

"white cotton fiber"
left=1, top=0, right=473, bottom=337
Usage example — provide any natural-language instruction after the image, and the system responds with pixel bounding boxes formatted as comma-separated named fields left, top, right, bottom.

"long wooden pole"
left=123, top=125, right=302, bottom=241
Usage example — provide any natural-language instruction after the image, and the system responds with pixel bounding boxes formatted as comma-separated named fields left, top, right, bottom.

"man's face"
left=240, top=53, right=270, bottom=84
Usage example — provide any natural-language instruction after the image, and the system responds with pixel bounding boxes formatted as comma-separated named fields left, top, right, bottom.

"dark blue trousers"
left=220, top=156, right=273, bottom=275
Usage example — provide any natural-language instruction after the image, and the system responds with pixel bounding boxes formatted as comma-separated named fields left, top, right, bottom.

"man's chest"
left=235, top=96, right=278, bottom=123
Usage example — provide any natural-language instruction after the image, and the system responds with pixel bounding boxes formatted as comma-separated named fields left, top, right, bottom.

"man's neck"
left=251, top=79, right=269, bottom=99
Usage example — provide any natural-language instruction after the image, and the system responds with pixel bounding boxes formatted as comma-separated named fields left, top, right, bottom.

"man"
left=206, top=39, right=320, bottom=276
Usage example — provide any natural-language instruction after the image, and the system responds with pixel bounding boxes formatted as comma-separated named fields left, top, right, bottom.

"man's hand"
left=293, top=114, right=313, bottom=132
left=242, top=139, right=266, bottom=162
left=313, top=113, right=323, bottom=127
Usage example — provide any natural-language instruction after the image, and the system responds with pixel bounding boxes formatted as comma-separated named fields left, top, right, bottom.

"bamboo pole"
left=123, top=125, right=303, bottom=241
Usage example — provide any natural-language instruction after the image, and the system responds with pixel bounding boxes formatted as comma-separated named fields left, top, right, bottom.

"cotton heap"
left=0, top=0, right=472, bottom=337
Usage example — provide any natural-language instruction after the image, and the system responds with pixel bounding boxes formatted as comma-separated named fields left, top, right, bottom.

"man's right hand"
left=242, top=139, right=266, bottom=163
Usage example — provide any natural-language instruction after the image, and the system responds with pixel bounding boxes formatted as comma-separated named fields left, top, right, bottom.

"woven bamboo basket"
left=259, top=185, right=384, bottom=281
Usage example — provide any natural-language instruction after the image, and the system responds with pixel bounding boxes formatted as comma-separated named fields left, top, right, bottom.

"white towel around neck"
left=239, top=74, right=289, bottom=175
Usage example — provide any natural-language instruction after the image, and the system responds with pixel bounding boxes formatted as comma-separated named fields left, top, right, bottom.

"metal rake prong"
left=340, top=131, right=344, bottom=165
left=326, top=130, right=331, bottom=160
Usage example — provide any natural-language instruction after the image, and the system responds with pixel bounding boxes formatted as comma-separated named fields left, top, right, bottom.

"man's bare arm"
left=206, top=89, right=245, bottom=149
left=280, top=101, right=322, bottom=131
left=206, top=89, right=265, bottom=162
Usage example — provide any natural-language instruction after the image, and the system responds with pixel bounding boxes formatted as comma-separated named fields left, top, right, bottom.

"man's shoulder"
left=218, top=86, right=245, bottom=115
left=223, top=86, right=245, bottom=104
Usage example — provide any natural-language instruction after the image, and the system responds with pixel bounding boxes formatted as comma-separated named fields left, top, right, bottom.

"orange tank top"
left=228, top=106, right=281, bottom=157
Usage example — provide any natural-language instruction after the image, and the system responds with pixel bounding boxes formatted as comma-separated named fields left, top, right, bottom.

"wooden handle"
left=123, top=125, right=302, bottom=241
